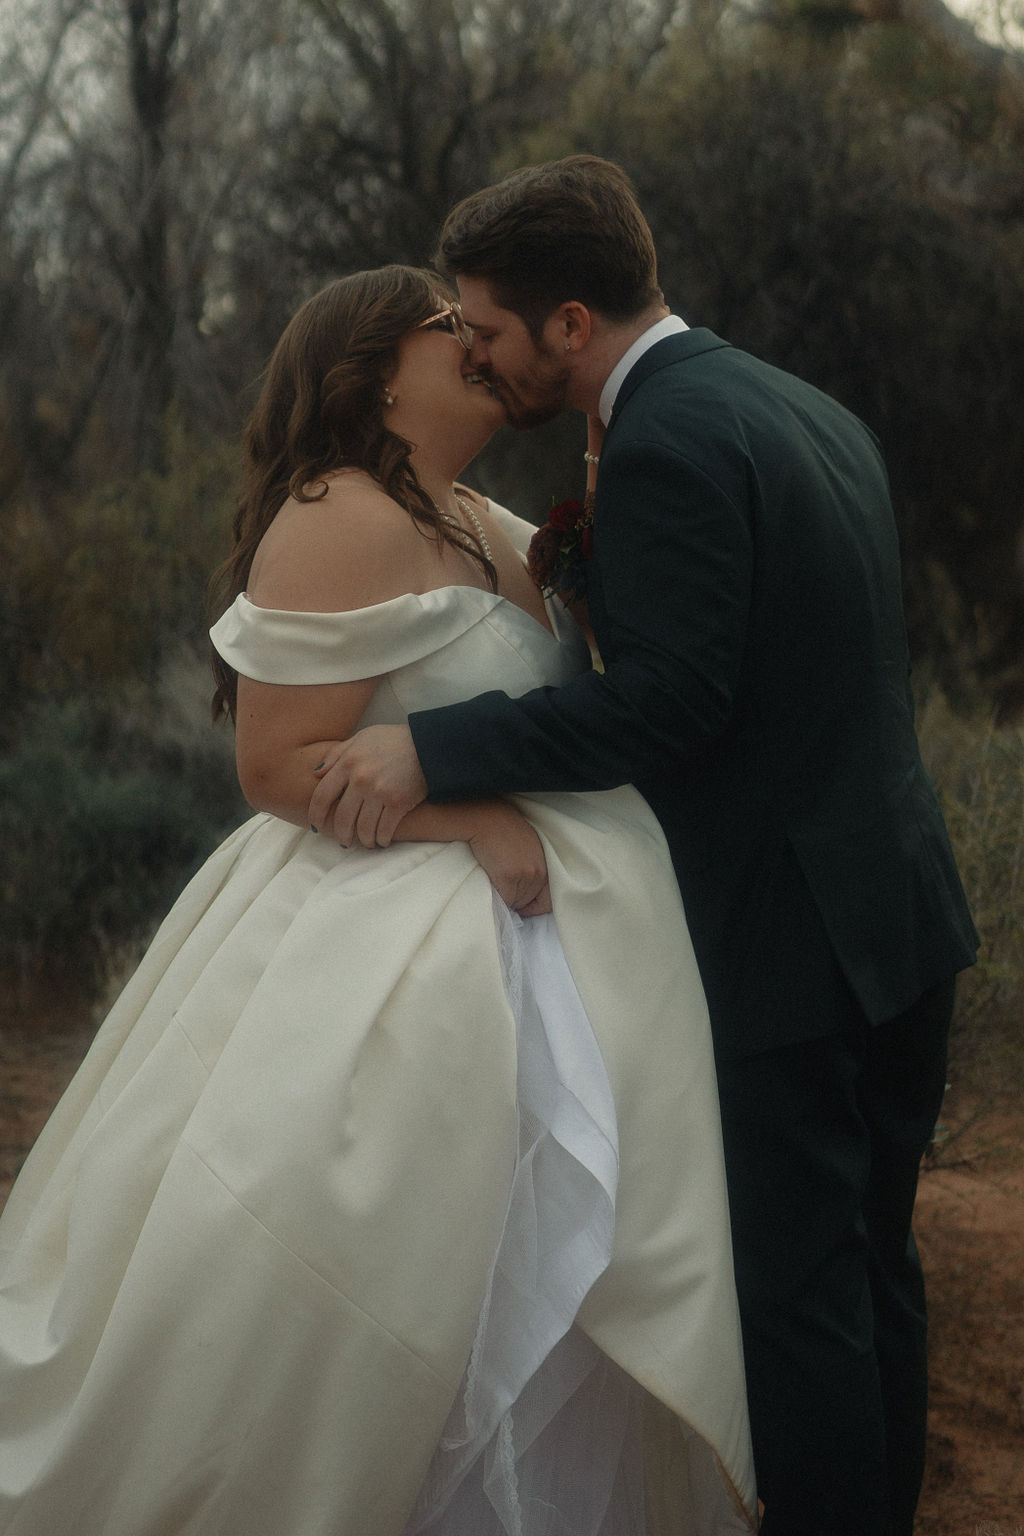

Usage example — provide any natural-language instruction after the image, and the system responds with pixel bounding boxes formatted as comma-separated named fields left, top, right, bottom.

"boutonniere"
left=526, top=495, right=595, bottom=604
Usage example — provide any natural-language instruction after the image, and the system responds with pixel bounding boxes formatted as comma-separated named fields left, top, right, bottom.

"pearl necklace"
left=443, top=493, right=493, bottom=564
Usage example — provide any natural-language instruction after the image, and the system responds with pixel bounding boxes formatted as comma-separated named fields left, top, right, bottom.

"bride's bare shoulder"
left=247, top=471, right=434, bottom=613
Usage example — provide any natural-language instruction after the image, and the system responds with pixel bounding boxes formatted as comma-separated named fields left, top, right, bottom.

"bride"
left=0, top=266, right=757, bottom=1535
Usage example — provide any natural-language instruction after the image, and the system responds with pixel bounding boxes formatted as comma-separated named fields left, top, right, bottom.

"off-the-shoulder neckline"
left=237, top=583, right=558, bottom=642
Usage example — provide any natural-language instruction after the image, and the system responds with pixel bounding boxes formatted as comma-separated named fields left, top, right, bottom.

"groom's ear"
left=556, top=301, right=592, bottom=354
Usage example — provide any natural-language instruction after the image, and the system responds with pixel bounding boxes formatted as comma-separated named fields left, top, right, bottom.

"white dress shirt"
left=598, top=315, right=689, bottom=427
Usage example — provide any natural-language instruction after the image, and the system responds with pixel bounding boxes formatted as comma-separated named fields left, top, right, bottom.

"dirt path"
left=1, top=986, right=1022, bottom=1533
left=915, top=1101, right=1024, bottom=1535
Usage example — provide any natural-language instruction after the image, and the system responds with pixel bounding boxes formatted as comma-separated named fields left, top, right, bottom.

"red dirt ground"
left=1, top=979, right=1022, bottom=1533
left=914, top=1099, right=1024, bottom=1536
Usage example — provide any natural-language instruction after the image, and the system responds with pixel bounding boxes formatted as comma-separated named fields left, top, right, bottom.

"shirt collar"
left=598, top=315, right=689, bottom=426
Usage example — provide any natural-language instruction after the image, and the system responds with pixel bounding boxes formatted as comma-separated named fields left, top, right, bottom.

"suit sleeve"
left=410, top=432, right=754, bottom=800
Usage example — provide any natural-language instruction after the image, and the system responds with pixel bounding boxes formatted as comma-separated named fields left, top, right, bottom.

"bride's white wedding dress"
left=0, top=505, right=756, bottom=1535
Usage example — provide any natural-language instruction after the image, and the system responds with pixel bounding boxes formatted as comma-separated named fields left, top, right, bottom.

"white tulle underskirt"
left=406, top=899, right=649, bottom=1536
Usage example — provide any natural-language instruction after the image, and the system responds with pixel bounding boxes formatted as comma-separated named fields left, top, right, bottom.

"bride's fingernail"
left=314, top=761, right=325, bottom=771
left=310, top=824, right=319, bottom=834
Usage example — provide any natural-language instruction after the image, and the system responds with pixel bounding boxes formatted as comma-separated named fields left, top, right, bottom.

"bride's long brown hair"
left=208, top=264, right=497, bottom=721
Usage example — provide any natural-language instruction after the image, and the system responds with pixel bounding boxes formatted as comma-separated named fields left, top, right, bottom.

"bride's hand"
left=465, top=803, right=551, bottom=918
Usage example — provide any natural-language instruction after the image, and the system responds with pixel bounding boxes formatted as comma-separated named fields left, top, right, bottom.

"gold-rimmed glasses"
left=415, top=302, right=473, bottom=350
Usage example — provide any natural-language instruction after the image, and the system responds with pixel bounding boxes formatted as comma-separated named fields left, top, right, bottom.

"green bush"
left=0, top=426, right=238, bottom=738
left=0, top=671, right=245, bottom=988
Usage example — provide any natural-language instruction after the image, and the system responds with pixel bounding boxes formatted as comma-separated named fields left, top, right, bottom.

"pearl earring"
left=384, top=388, right=395, bottom=406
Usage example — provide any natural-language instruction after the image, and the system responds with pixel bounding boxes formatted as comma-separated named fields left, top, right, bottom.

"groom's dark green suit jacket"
left=411, top=330, right=977, bottom=1057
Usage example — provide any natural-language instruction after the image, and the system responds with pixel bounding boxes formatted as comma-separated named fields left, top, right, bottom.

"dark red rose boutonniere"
left=527, top=495, right=595, bottom=604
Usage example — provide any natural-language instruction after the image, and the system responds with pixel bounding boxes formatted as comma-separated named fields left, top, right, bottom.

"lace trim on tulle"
left=492, top=1414, right=521, bottom=1536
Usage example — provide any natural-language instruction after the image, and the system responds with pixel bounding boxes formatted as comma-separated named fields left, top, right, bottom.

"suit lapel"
left=609, top=328, right=730, bottom=426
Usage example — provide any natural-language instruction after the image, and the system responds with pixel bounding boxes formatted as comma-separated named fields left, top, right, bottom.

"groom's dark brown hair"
left=436, top=154, right=663, bottom=336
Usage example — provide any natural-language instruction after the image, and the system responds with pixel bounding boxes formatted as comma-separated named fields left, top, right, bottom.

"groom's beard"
left=496, top=394, right=560, bottom=429
left=482, top=355, right=572, bottom=430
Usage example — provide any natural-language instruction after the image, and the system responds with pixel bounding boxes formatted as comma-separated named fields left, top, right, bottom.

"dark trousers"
left=715, top=979, right=954, bottom=1536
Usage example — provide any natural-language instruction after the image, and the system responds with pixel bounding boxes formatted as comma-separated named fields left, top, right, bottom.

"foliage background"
left=1, top=0, right=1022, bottom=1096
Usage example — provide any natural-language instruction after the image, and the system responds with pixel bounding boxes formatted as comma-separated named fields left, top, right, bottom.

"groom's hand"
left=309, top=725, right=428, bottom=848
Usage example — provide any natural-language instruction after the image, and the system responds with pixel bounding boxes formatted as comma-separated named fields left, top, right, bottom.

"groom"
left=314, top=156, right=977, bottom=1533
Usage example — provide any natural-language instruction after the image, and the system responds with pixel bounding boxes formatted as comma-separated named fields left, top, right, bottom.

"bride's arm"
left=234, top=673, right=379, bottom=830
left=232, top=477, right=418, bottom=825
left=231, top=476, right=550, bottom=914
left=234, top=676, right=549, bottom=915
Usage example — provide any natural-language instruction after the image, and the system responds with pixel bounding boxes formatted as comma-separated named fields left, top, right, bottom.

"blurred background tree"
left=1, top=0, right=1023, bottom=1003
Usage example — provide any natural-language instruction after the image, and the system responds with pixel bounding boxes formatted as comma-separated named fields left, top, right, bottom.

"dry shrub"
left=916, top=691, right=1024, bottom=1112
